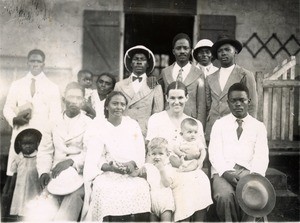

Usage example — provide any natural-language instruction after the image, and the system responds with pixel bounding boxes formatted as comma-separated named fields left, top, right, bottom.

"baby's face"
left=20, top=135, right=38, bottom=155
left=78, top=73, right=93, bottom=89
left=148, top=147, right=168, bottom=164
left=181, top=124, right=198, bottom=142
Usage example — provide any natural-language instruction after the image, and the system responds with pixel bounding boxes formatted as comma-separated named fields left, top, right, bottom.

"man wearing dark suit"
left=205, top=35, right=258, bottom=141
left=159, top=33, right=206, bottom=127
left=114, top=45, right=164, bottom=137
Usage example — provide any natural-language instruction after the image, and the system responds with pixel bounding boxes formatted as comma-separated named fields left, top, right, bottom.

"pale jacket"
left=209, top=114, right=269, bottom=177
left=160, top=63, right=206, bottom=128
left=114, top=77, right=164, bottom=137
left=36, top=112, right=92, bottom=176
left=3, top=72, right=61, bottom=175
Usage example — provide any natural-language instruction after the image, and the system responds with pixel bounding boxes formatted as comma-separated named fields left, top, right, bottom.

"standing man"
left=159, top=33, right=206, bottom=127
left=205, top=35, right=258, bottom=141
left=3, top=49, right=61, bottom=176
left=37, top=82, right=91, bottom=221
left=193, top=39, right=218, bottom=78
left=208, top=83, right=268, bottom=222
left=114, top=45, right=164, bottom=137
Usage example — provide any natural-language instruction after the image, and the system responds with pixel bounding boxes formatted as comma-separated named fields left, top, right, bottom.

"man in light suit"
left=3, top=49, right=61, bottom=176
left=205, top=35, right=258, bottom=141
left=159, top=33, right=206, bottom=127
left=114, top=45, right=164, bottom=137
left=37, top=82, right=91, bottom=221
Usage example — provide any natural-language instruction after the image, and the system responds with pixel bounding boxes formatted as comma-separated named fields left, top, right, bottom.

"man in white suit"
left=37, top=82, right=91, bottom=221
left=114, top=45, right=164, bottom=137
left=3, top=49, right=61, bottom=176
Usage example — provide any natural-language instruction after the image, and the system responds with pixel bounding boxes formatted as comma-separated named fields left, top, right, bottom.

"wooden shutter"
left=83, top=10, right=123, bottom=79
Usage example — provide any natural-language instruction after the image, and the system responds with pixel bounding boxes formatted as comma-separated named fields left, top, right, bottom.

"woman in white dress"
left=146, top=81, right=213, bottom=222
left=83, top=91, right=151, bottom=222
left=90, top=72, right=116, bottom=119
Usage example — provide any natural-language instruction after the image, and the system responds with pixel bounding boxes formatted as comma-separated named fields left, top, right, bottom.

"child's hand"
left=153, top=160, right=165, bottom=171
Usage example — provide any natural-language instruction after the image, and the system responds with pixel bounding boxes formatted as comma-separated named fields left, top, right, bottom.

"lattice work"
left=243, top=33, right=300, bottom=58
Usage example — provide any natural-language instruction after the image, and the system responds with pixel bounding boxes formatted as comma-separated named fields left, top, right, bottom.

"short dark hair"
left=104, top=91, right=128, bottom=119
left=172, top=33, right=191, bottom=48
left=77, top=69, right=93, bottom=79
left=97, top=72, right=117, bottom=89
left=166, top=81, right=188, bottom=97
left=228, top=83, right=250, bottom=99
left=64, top=81, right=85, bottom=97
left=27, top=49, right=45, bottom=61
left=181, top=118, right=198, bottom=130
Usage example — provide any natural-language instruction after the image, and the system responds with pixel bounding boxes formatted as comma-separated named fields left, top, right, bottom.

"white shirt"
left=197, top=63, right=219, bottom=78
left=209, top=114, right=269, bottom=177
left=172, top=62, right=192, bottom=82
left=219, top=64, right=235, bottom=91
left=131, top=73, right=147, bottom=93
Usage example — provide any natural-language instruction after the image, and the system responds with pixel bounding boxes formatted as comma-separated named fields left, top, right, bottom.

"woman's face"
left=106, top=94, right=127, bottom=118
left=166, top=89, right=188, bottom=113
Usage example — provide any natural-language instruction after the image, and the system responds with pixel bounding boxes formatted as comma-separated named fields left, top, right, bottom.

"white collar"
left=27, top=72, right=46, bottom=81
left=174, top=62, right=191, bottom=71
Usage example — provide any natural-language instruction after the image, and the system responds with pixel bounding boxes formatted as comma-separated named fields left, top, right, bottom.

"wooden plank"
left=263, top=73, right=272, bottom=138
left=263, top=80, right=300, bottom=88
left=289, top=65, right=295, bottom=141
left=268, top=56, right=296, bottom=80
left=256, top=72, right=264, bottom=122
left=281, top=71, right=288, bottom=140
left=271, top=87, right=281, bottom=140
left=268, top=140, right=300, bottom=149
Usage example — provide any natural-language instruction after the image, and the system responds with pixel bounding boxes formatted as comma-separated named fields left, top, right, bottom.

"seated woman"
left=146, top=81, right=213, bottom=222
left=82, top=91, right=151, bottom=222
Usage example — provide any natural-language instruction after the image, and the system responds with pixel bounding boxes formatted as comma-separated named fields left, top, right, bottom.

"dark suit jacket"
left=160, top=63, right=206, bottom=127
left=205, top=64, right=258, bottom=140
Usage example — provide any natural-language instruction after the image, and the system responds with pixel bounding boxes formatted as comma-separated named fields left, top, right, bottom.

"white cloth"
left=131, top=73, right=147, bottom=93
left=36, top=112, right=92, bottom=176
left=143, top=163, right=175, bottom=217
left=196, top=63, right=219, bottom=78
left=90, top=90, right=105, bottom=119
left=209, top=114, right=269, bottom=177
left=146, top=111, right=213, bottom=221
left=172, top=62, right=191, bottom=82
left=82, top=116, right=151, bottom=221
left=3, top=72, right=61, bottom=176
left=219, top=64, right=235, bottom=91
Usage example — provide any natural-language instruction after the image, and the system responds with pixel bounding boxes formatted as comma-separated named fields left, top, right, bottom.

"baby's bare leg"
left=160, top=210, right=172, bottom=222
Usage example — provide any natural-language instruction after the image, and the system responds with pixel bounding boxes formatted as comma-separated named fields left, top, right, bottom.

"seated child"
left=170, top=118, right=205, bottom=172
left=131, top=137, right=175, bottom=222
left=77, top=69, right=96, bottom=119
left=10, top=128, right=42, bottom=218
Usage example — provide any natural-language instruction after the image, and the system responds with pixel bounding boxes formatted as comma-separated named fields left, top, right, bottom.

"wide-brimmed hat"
left=236, top=173, right=276, bottom=217
left=14, top=128, right=42, bottom=154
left=211, top=35, right=243, bottom=59
left=124, top=45, right=155, bottom=75
left=192, top=39, right=214, bottom=60
left=47, top=167, right=83, bottom=195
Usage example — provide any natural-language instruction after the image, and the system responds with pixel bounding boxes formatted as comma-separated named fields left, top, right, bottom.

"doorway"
left=124, top=13, right=194, bottom=77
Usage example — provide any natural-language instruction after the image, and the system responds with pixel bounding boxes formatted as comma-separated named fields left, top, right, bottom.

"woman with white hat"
left=193, top=39, right=218, bottom=78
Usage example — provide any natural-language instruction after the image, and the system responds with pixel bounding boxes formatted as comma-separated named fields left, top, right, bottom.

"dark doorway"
left=124, top=13, right=194, bottom=76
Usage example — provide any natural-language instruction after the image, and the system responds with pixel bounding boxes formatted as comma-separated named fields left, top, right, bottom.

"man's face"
left=227, top=90, right=250, bottom=119
left=27, top=54, right=45, bottom=76
left=130, top=53, right=149, bottom=76
left=65, top=88, right=84, bottom=118
left=173, top=39, right=191, bottom=65
left=196, top=47, right=212, bottom=66
left=217, top=43, right=236, bottom=67
left=97, top=75, right=114, bottom=96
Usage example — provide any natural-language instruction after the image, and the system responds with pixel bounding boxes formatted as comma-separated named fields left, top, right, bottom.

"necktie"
left=30, top=78, right=36, bottom=97
left=132, top=76, right=142, bottom=82
left=236, top=119, right=243, bottom=139
left=176, top=68, right=183, bottom=82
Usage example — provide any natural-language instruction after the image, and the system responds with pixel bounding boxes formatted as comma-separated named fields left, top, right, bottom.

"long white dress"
left=83, top=116, right=151, bottom=221
left=146, top=111, right=213, bottom=221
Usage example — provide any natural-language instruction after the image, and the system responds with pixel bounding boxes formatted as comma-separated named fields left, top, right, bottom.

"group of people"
left=2, top=32, right=269, bottom=222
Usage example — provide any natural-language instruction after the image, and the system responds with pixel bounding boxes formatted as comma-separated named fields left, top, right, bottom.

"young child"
left=131, top=137, right=175, bottom=222
left=77, top=69, right=96, bottom=118
left=10, top=128, right=42, bottom=217
left=170, top=118, right=206, bottom=172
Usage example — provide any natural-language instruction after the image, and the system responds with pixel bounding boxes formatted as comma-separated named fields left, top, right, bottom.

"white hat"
left=192, top=39, right=214, bottom=59
left=47, top=167, right=83, bottom=195
left=124, top=45, right=155, bottom=75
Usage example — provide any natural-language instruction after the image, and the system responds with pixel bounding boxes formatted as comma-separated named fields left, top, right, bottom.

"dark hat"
left=124, top=45, right=155, bottom=75
left=211, top=35, right=243, bottom=59
left=236, top=173, right=276, bottom=218
left=14, top=128, right=42, bottom=154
